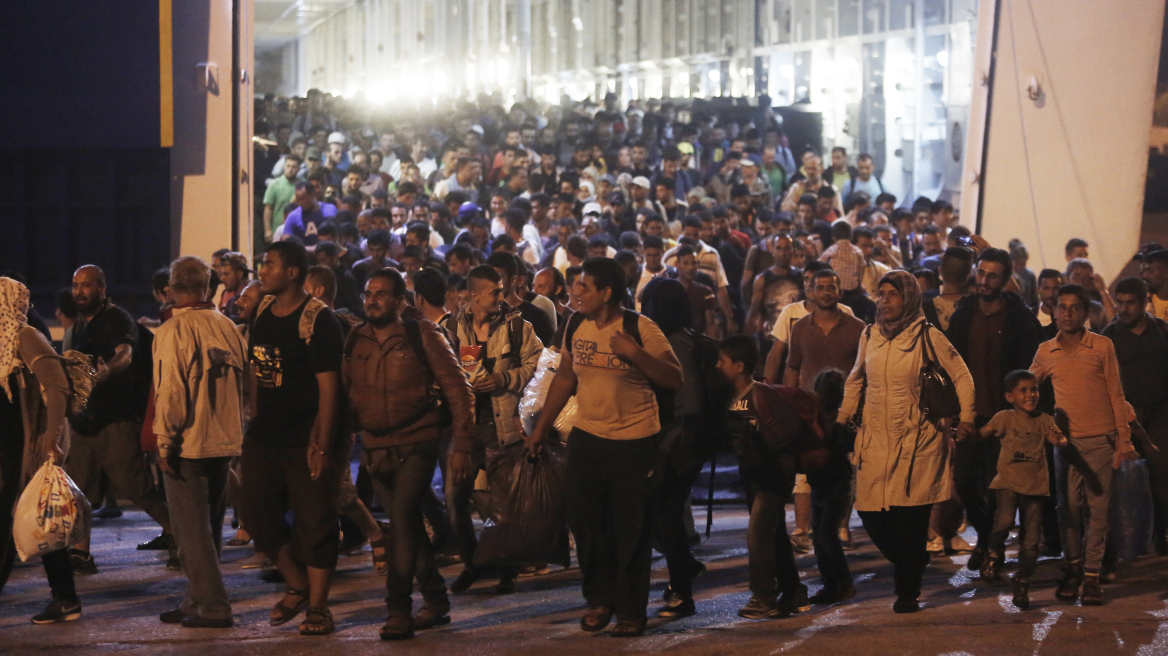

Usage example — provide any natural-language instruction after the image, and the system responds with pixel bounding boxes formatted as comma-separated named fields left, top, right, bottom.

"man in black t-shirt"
left=65, top=265, right=172, bottom=572
left=243, top=241, right=345, bottom=636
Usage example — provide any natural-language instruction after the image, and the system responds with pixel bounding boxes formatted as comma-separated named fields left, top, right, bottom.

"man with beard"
left=343, top=269, right=474, bottom=639
left=66, top=265, right=174, bottom=574
left=744, top=234, right=801, bottom=336
left=946, top=248, right=1044, bottom=575
left=1102, top=278, right=1168, bottom=554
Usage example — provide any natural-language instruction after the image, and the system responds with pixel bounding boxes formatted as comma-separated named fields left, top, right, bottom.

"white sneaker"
left=945, top=535, right=974, bottom=555
left=926, top=536, right=944, bottom=554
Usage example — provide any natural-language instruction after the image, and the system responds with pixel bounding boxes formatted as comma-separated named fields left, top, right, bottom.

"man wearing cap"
left=303, top=146, right=324, bottom=181
left=629, top=176, right=654, bottom=213
left=651, top=145, right=692, bottom=203
left=324, top=133, right=348, bottom=186
left=740, top=159, right=772, bottom=208
left=604, top=191, right=637, bottom=238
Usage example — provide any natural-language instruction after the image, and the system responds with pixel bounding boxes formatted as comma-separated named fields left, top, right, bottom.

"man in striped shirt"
left=1029, top=284, right=1138, bottom=606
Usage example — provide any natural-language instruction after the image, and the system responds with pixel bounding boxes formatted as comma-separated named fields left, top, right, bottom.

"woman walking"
left=0, top=277, right=79, bottom=623
left=837, top=270, right=974, bottom=613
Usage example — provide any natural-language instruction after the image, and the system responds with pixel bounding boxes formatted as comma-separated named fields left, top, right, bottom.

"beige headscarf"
left=875, top=269, right=923, bottom=341
left=0, top=277, right=31, bottom=401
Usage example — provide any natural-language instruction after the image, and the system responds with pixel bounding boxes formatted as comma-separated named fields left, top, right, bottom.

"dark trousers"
left=747, top=485, right=803, bottom=600
left=567, top=429, right=658, bottom=622
left=858, top=504, right=933, bottom=600
left=953, top=426, right=1000, bottom=548
left=164, top=457, right=232, bottom=619
left=810, top=476, right=853, bottom=593
left=445, top=422, right=499, bottom=569
left=652, top=443, right=704, bottom=599
left=42, top=550, right=76, bottom=602
left=988, top=489, right=1043, bottom=580
left=66, top=421, right=170, bottom=532
left=365, top=440, right=447, bottom=616
left=240, top=441, right=339, bottom=570
left=1137, top=407, right=1168, bottom=547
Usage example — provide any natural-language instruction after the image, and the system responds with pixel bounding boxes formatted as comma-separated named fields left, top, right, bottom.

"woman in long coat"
left=838, top=270, right=975, bottom=613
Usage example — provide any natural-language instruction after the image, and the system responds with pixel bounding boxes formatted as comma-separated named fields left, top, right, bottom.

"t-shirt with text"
left=565, top=313, right=674, bottom=440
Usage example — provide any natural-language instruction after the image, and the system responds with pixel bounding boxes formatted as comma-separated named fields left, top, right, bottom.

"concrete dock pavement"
left=3, top=507, right=1168, bottom=655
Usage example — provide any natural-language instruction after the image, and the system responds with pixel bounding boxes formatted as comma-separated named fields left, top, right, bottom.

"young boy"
left=717, top=335, right=820, bottom=619
left=976, top=370, right=1067, bottom=609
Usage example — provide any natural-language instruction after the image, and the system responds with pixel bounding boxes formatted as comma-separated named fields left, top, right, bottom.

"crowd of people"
left=1, top=90, right=1166, bottom=639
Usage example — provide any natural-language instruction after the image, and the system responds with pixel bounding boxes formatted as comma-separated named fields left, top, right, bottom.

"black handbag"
left=916, top=323, right=961, bottom=421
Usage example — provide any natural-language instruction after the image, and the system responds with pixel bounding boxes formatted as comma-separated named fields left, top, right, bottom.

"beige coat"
left=839, top=317, right=975, bottom=512
left=152, top=306, right=248, bottom=459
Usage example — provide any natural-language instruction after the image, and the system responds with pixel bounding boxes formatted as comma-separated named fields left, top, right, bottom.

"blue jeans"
left=988, top=488, right=1043, bottom=580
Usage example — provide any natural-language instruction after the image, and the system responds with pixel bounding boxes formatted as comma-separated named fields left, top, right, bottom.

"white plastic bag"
left=553, top=396, right=579, bottom=437
left=519, top=349, right=561, bottom=434
left=13, top=461, right=91, bottom=562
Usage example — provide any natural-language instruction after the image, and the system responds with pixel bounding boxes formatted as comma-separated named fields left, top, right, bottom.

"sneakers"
left=658, top=592, right=696, bottom=619
left=1056, top=564, right=1083, bottom=602
left=738, top=596, right=782, bottom=620
left=495, top=575, right=518, bottom=595
left=967, top=546, right=987, bottom=572
left=790, top=529, right=812, bottom=554
left=979, top=557, right=1002, bottom=582
left=777, top=586, right=811, bottom=615
left=31, top=598, right=81, bottom=624
left=892, top=596, right=921, bottom=614
left=1011, top=576, right=1031, bottom=610
left=1081, top=574, right=1105, bottom=606
left=449, top=567, right=480, bottom=594
left=138, top=533, right=176, bottom=551
left=68, top=549, right=97, bottom=575
left=926, top=535, right=944, bottom=555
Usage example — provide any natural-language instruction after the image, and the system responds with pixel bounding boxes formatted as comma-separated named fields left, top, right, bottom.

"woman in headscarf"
left=836, top=270, right=975, bottom=613
left=0, top=277, right=79, bottom=623
left=640, top=277, right=722, bottom=620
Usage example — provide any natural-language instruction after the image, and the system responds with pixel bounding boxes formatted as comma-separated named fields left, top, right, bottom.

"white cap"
left=581, top=215, right=599, bottom=227
left=327, top=131, right=347, bottom=144
left=583, top=202, right=603, bottom=216
left=579, top=180, right=596, bottom=194
left=468, top=124, right=485, bottom=136
left=740, top=158, right=757, bottom=167
left=632, top=176, right=651, bottom=189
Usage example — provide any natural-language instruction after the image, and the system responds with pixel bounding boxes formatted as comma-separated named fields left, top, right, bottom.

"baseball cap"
left=458, top=202, right=482, bottom=222
left=468, top=124, right=485, bottom=136
left=608, top=191, right=627, bottom=205
left=631, top=176, right=651, bottom=189
left=305, top=146, right=322, bottom=159
left=583, top=202, right=603, bottom=216
left=327, top=131, right=347, bottom=145
left=677, top=142, right=695, bottom=155
left=740, top=158, right=757, bottom=168
left=581, top=215, right=599, bottom=227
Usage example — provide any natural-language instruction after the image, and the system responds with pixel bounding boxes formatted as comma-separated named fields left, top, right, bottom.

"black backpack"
left=563, top=308, right=642, bottom=351
left=685, top=328, right=729, bottom=419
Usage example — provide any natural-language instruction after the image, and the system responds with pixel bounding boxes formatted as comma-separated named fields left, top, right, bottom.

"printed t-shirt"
left=248, top=298, right=344, bottom=448
left=565, top=313, right=674, bottom=440
left=987, top=409, right=1058, bottom=496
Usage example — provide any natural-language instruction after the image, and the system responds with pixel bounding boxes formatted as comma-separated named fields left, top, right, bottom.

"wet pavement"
left=3, top=506, right=1168, bottom=655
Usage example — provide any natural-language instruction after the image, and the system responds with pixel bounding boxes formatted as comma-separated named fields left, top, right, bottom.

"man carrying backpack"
left=342, top=268, right=475, bottom=640
left=717, top=335, right=825, bottom=620
left=440, top=265, right=543, bottom=596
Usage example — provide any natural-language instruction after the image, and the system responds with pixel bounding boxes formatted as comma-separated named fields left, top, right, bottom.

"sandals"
left=269, top=588, right=310, bottom=626
left=380, top=613, right=415, bottom=641
left=580, top=606, right=613, bottom=633
left=226, top=529, right=251, bottom=547
left=611, top=618, right=647, bottom=637
left=298, top=607, right=336, bottom=636
left=413, top=602, right=452, bottom=630
left=370, top=522, right=390, bottom=575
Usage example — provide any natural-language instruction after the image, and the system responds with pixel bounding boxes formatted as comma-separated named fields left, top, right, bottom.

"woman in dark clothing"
left=0, top=277, right=80, bottom=623
left=640, top=277, right=723, bottom=619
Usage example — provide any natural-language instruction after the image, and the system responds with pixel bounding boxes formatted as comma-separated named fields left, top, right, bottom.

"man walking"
left=947, top=248, right=1043, bottom=572
left=66, top=265, right=173, bottom=573
left=343, top=268, right=475, bottom=640
left=441, top=265, right=543, bottom=595
left=153, top=257, right=247, bottom=628
left=244, top=241, right=345, bottom=636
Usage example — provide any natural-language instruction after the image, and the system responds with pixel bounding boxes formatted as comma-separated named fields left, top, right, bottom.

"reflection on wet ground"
left=3, top=506, right=1167, bottom=655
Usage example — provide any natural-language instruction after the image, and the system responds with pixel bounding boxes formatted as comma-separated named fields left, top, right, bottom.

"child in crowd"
left=976, top=369, right=1067, bottom=609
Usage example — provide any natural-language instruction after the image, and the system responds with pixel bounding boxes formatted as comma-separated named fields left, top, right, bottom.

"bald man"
left=66, top=265, right=173, bottom=573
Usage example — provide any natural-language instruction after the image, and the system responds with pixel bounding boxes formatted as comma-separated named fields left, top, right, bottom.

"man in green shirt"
left=263, top=154, right=302, bottom=242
